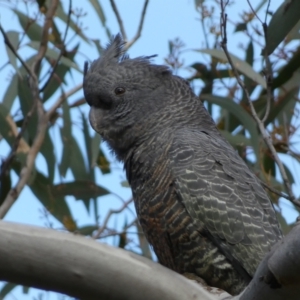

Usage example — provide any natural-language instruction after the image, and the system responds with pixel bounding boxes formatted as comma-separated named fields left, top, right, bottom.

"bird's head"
left=83, top=34, right=206, bottom=160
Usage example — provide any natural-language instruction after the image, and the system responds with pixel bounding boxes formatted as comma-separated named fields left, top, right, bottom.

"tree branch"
left=0, top=221, right=226, bottom=300
left=239, top=222, right=300, bottom=300
left=0, top=220, right=299, bottom=299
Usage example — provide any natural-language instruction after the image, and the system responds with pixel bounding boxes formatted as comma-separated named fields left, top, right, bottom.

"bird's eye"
left=114, top=87, right=126, bottom=95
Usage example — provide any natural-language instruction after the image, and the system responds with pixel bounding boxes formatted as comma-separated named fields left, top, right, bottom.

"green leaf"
left=286, top=19, right=300, bottom=42
left=77, top=225, right=98, bottom=236
left=14, top=10, right=42, bottom=41
left=121, top=180, right=130, bottom=188
left=255, top=0, right=268, bottom=13
left=118, top=231, right=127, bottom=249
left=276, top=211, right=291, bottom=235
left=282, top=161, right=295, bottom=185
left=2, top=74, right=18, bottom=111
left=89, top=0, right=106, bottom=26
left=262, top=149, right=276, bottom=177
left=0, top=103, right=16, bottom=145
left=219, top=130, right=251, bottom=147
left=40, top=130, right=55, bottom=182
left=136, top=222, right=152, bottom=260
left=60, top=102, right=87, bottom=181
left=242, top=41, right=256, bottom=102
left=29, top=171, right=74, bottom=227
left=265, top=0, right=300, bottom=55
left=245, top=41, right=254, bottom=67
left=81, top=112, right=93, bottom=177
left=69, top=136, right=88, bottom=180
left=27, top=41, right=82, bottom=72
left=18, top=76, right=38, bottom=143
left=201, top=94, right=260, bottom=159
left=272, top=47, right=300, bottom=90
left=22, top=286, right=30, bottom=294
left=5, top=31, right=19, bottom=70
left=43, top=44, right=79, bottom=102
left=91, top=133, right=101, bottom=168
left=51, top=180, right=109, bottom=200
left=88, top=0, right=111, bottom=39
left=194, top=0, right=205, bottom=9
left=235, top=23, right=247, bottom=32
left=265, top=87, right=299, bottom=126
left=197, top=49, right=266, bottom=88
left=59, top=101, right=72, bottom=177
left=0, top=171, right=11, bottom=207
left=37, top=0, right=46, bottom=8
left=96, top=147, right=111, bottom=174
left=0, top=283, right=18, bottom=298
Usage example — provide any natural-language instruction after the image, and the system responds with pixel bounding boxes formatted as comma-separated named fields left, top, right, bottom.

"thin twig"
left=219, top=0, right=297, bottom=205
left=259, top=180, right=290, bottom=200
left=98, top=218, right=137, bottom=239
left=109, top=0, right=127, bottom=40
left=40, top=0, right=73, bottom=92
left=93, top=198, right=133, bottom=239
left=0, top=24, right=34, bottom=78
left=125, top=0, right=149, bottom=50
left=246, top=0, right=263, bottom=24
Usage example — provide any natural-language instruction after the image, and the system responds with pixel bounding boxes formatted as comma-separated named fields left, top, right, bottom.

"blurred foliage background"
left=0, top=0, right=299, bottom=298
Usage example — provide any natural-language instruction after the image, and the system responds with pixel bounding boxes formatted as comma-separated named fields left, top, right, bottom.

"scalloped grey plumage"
left=83, top=34, right=282, bottom=295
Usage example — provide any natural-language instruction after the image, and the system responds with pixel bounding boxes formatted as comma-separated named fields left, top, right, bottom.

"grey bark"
left=0, top=220, right=299, bottom=300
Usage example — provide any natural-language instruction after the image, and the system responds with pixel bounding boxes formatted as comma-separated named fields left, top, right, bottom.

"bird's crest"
left=102, top=33, right=129, bottom=64
left=84, top=34, right=127, bottom=74
left=84, top=34, right=168, bottom=77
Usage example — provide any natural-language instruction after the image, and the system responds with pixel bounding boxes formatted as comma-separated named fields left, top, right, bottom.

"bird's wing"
left=168, top=128, right=282, bottom=276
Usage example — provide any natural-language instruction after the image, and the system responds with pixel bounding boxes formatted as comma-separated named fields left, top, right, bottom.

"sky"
left=0, top=0, right=299, bottom=299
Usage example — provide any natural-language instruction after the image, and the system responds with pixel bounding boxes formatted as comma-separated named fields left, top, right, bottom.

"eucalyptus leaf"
left=201, top=94, right=260, bottom=159
left=197, top=48, right=266, bottom=88
left=266, top=0, right=300, bottom=55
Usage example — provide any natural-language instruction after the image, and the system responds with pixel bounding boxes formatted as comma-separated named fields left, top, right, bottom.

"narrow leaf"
left=201, top=94, right=260, bottom=159
left=136, top=222, right=152, bottom=260
left=219, top=130, right=251, bottom=147
left=197, top=48, right=266, bottom=88
left=5, top=31, right=19, bottom=70
left=51, top=180, right=109, bottom=200
left=77, top=225, right=98, bottom=236
left=14, top=10, right=42, bottom=41
left=40, top=130, right=56, bottom=182
left=29, top=171, right=74, bottom=227
left=265, top=0, right=300, bottom=55
left=0, top=283, right=18, bottom=298
left=28, top=41, right=82, bottom=72
left=3, top=74, right=18, bottom=111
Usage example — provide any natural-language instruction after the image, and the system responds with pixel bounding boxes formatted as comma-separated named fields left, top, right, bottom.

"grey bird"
left=83, top=34, right=282, bottom=295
